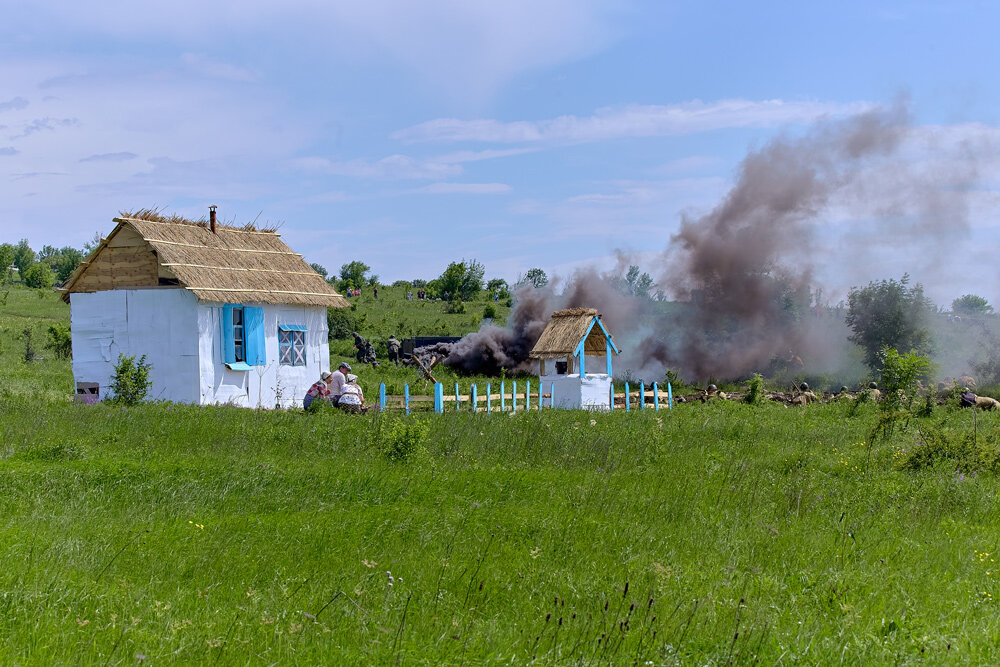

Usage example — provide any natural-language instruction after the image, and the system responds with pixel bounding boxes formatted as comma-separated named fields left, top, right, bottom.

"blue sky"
left=1, top=1, right=999, bottom=303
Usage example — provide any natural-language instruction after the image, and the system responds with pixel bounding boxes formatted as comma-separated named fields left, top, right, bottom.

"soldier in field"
left=353, top=331, right=379, bottom=367
left=387, top=335, right=401, bottom=365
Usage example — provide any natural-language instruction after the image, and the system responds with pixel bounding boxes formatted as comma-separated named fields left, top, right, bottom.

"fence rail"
left=375, top=380, right=674, bottom=414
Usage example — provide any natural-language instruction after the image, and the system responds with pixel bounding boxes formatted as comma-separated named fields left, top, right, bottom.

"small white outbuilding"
left=529, top=308, right=620, bottom=410
left=61, top=209, right=349, bottom=407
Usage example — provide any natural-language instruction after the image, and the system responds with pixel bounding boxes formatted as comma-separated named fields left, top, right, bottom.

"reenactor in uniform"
left=835, top=385, right=855, bottom=401
left=791, top=382, right=818, bottom=406
left=353, top=331, right=379, bottom=367
left=960, top=387, right=1000, bottom=410
left=387, top=335, right=401, bottom=365
left=868, top=381, right=881, bottom=401
left=704, top=383, right=728, bottom=400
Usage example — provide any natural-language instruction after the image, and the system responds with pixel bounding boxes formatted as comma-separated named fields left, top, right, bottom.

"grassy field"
left=3, top=397, right=1000, bottom=663
left=4, top=284, right=1000, bottom=663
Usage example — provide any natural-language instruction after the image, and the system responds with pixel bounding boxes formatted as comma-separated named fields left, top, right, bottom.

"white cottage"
left=61, top=209, right=349, bottom=407
left=529, top=308, right=620, bottom=410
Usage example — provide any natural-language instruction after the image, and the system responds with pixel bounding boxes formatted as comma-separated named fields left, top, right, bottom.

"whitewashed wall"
left=197, top=302, right=329, bottom=408
left=540, top=373, right=612, bottom=411
left=70, top=289, right=200, bottom=402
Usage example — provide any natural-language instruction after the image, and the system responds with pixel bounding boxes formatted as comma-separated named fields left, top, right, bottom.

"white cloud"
left=0, top=97, right=29, bottom=112
left=0, top=58, right=311, bottom=243
left=393, top=98, right=874, bottom=144
left=413, top=182, right=512, bottom=195
left=180, top=53, right=256, bottom=82
left=289, top=154, right=462, bottom=180
left=11, top=0, right=624, bottom=103
left=287, top=147, right=533, bottom=181
left=79, top=151, right=136, bottom=162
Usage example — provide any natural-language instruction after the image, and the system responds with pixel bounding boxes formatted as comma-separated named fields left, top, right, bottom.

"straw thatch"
left=62, top=211, right=348, bottom=308
left=529, top=308, right=618, bottom=359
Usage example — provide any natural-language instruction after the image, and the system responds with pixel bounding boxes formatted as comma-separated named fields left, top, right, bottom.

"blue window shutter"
left=245, top=306, right=266, bottom=366
left=222, top=304, right=236, bottom=364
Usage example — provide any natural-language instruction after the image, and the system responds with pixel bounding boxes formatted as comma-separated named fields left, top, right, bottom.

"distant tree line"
left=0, top=238, right=87, bottom=289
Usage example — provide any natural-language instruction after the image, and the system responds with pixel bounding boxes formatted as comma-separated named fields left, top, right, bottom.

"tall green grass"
left=2, top=397, right=1000, bottom=663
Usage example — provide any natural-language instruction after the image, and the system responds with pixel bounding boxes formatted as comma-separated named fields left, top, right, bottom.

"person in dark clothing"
left=387, top=335, right=401, bottom=365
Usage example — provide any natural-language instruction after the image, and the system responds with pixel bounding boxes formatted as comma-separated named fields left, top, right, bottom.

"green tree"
left=845, top=274, right=934, bottom=370
left=46, top=322, right=72, bottom=359
left=952, top=294, right=993, bottom=317
left=12, top=239, right=35, bottom=274
left=22, top=263, right=55, bottom=289
left=338, top=261, right=371, bottom=291
left=309, top=262, right=328, bottom=279
left=519, top=268, right=548, bottom=288
left=0, top=243, right=14, bottom=283
left=486, top=278, right=510, bottom=299
left=435, top=260, right=484, bottom=301
left=42, top=246, right=83, bottom=282
left=108, top=354, right=152, bottom=405
left=614, top=265, right=655, bottom=298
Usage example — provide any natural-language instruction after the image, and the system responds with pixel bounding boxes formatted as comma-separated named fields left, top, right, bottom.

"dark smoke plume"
left=442, top=99, right=981, bottom=381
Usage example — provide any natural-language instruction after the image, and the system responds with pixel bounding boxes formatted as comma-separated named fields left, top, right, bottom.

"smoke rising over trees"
left=421, top=99, right=993, bottom=383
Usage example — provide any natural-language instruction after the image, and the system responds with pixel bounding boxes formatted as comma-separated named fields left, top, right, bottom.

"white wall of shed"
left=539, top=373, right=612, bottom=411
left=197, top=302, right=329, bottom=408
left=70, top=289, right=200, bottom=402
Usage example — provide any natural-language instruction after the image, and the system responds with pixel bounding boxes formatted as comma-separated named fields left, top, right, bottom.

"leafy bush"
left=327, top=307, right=364, bottom=340
left=372, top=415, right=430, bottom=463
left=444, top=299, right=466, bottom=314
left=483, top=304, right=497, bottom=320
left=46, top=322, right=72, bottom=359
left=108, top=354, right=152, bottom=405
left=899, top=425, right=1000, bottom=473
left=21, top=328, right=36, bottom=362
left=743, top=373, right=765, bottom=404
left=22, top=263, right=55, bottom=289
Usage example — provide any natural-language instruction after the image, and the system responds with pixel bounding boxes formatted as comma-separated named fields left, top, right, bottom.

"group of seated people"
left=303, top=362, right=368, bottom=413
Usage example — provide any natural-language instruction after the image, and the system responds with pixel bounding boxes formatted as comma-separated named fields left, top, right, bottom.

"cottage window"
left=223, top=303, right=266, bottom=369
left=232, top=307, right=245, bottom=362
left=278, top=325, right=306, bottom=366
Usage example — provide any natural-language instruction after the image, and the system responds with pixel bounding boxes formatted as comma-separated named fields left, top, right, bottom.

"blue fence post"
left=550, top=382, right=555, bottom=409
left=404, top=384, right=410, bottom=415
left=667, top=382, right=673, bottom=409
left=471, top=384, right=478, bottom=413
left=639, top=382, right=645, bottom=411
left=379, top=383, right=386, bottom=411
left=434, top=382, right=443, bottom=414
left=512, top=381, right=517, bottom=413
left=487, top=383, right=492, bottom=413
left=526, top=380, right=531, bottom=411
left=625, top=382, right=630, bottom=412
left=653, top=383, right=659, bottom=411
left=538, top=378, right=543, bottom=411
left=501, top=381, right=506, bottom=412
left=609, top=382, right=614, bottom=411
left=455, top=382, right=460, bottom=411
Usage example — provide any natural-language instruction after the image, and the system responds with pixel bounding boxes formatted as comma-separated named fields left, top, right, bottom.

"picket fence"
left=375, top=380, right=674, bottom=414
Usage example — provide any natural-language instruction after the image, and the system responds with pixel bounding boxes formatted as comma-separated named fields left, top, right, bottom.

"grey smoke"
left=443, top=99, right=984, bottom=381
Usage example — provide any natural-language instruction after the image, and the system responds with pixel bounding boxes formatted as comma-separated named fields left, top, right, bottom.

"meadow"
left=3, top=285, right=1000, bottom=663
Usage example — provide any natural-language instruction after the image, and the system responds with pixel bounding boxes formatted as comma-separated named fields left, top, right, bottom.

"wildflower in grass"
left=530, top=546, right=542, bottom=559
left=590, top=419, right=597, bottom=426
left=76, top=618, right=89, bottom=626
left=362, top=559, right=377, bottom=568
left=387, top=570, right=394, bottom=586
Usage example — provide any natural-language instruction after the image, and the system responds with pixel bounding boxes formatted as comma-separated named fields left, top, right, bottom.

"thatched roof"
left=529, top=308, right=620, bottom=359
left=62, top=210, right=348, bottom=308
